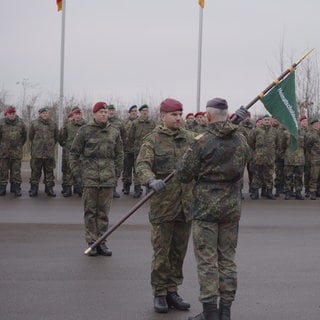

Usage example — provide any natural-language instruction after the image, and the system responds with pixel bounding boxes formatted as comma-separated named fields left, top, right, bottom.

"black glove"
left=233, top=106, right=249, bottom=124
left=74, top=174, right=83, bottom=194
left=149, top=179, right=166, bottom=192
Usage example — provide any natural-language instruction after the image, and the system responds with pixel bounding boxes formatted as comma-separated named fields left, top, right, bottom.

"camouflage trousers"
left=122, top=152, right=135, bottom=185
left=251, top=163, right=274, bottom=189
left=0, top=158, right=22, bottom=185
left=192, top=219, right=239, bottom=304
left=274, top=158, right=285, bottom=191
left=83, top=187, right=113, bottom=244
left=151, top=215, right=191, bottom=296
left=30, top=158, right=55, bottom=186
left=304, top=164, right=311, bottom=191
left=61, top=148, right=72, bottom=186
left=283, top=165, right=304, bottom=192
left=309, top=164, right=320, bottom=192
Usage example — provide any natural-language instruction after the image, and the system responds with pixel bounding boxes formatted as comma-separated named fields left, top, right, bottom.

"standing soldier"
left=282, top=127, right=305, bottom=200
left=136, top=98, right=195, bottom=314
left=249, top=115, right=278, bottom=200
left=70, top=102, right=123, bottom=256
left=176, top=98, right=249, bottom=320
left=0, top=106, right=27, bottom=196
left=300, top=115, right=311, bottom=197
left=129, top=104, right=156, bottom=198
left=29, top=107, right=58, bottom=197
left=185, top=113, right=195, bottom=130
left=305, top=118, right=320, bottom=200
left=107, top=104, right=126, bottom=198
left=122, top=105, right=138, bottom=195
left=58, top=108, right=86, bottom=197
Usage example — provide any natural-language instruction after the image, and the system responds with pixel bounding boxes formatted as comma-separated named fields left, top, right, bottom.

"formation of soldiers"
left=0, top=105, right=319, bottom=200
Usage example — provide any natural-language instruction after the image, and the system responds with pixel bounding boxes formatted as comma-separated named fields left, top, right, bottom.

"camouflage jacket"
left=29, top=117, right=58, bottom=159
left=176, top=121, right=250, bottom=223
left=128, top=117, right=156, bottom=156
left=108, top=116, right=126, bottom=144
left=58, top=119, right=86, bottom=150
left=305, top=129, right=320, bottom=165
left=69, top=120, right=124, bottom=187
left=0, top=116, right=27, bottom=159
left=136, top=125, right=195, bottom=224
left=237, top=120, right=254, bottom=141
left=282, top=130, right=305, bottom=166
left=248, top=125, right=278, bottom=165
left=123, top=116, right=137, bottom=153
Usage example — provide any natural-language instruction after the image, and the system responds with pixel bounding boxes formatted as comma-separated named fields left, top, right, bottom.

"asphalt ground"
left=0, top=164, right=320, bottom=320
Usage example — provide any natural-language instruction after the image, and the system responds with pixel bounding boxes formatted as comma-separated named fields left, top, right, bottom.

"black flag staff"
left=84, top=171, right=175, bottom=255
left=243, top=48, right=314, bottom=110
left=84, top=49, right=314, bottom=255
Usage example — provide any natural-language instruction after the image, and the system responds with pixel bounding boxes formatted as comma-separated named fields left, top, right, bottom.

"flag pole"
left=244, top=49, right=314, bottom=110
left=196, top=5, right=204, bottom=112
left=57, top=0, right=66, bottom=181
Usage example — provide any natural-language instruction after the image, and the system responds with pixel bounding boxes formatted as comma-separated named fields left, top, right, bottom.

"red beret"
left=299, top=115, right=307, bottom=122
left=160, top=98, right=183, bottom=113
left=256, top=117, right=262, bottom=123
left=67, top=111, right=74, bottom=119
left=186, top=113, right=194, bottom=119
left=73, top=108, right=81, bottom=115
left=4, top=106, right=16, bottom=116
left=93, top=101, right=107, bottom=113
left=194, top=112, right=203, bottom=118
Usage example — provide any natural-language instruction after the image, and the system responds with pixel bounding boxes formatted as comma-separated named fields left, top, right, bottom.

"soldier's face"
left=73, top=113, right=82, bottom=123
left=129, top=109, right=138, bottom=118
left=311, top=122, right=320, bottom=130
left=140, top=109, right=149, bottom=119
left=6, top=112, right=16, bottom=121
left=94, top=109, right=108, bottom=123
left=262, top=117, right=271, bottom=126
left=161, top=111, right=182, bottom=130
left=186, top=116, right=194, bottom=123
left=300, top=119, right=308, bottom=129
left=40, top=111, right=49, bottom=120
left=108, top=109, right=116, bottom=117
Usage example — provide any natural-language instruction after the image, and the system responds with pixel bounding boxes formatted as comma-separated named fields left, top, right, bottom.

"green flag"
left=261, top=71, right=298, bottom=152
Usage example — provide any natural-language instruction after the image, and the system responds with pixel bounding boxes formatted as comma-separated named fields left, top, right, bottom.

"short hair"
left=206, top=106, right=228, bottom=121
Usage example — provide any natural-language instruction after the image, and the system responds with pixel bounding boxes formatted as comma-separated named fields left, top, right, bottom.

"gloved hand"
left=233, top=106, right=249, bottom=124
left=149, top=179, right=166, bottom=192
left=74, top=174, right=83, bottom=194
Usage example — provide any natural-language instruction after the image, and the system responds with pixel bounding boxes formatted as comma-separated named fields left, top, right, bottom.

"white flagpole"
left=57, top=0, right=66, bottom=181
left=196, top=5, right=204, bottom=112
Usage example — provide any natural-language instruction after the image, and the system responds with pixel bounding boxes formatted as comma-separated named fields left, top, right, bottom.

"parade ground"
left=0, top=166, right=320, bottom=320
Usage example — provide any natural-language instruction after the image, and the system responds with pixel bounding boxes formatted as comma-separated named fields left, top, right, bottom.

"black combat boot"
left=61, top=184, right=66, bottom=194
left=73, top=185, right=82, bottom=196
left=188, top=302, right=219, bottom=320
left=295, top=191, right=304, bottom=200
left=304, top=189, right=310, bottom=198
left=310, top=192, right=317, bottom=200
left=0, top=185, right=6, bottom=196
left=29, top=184, right=38, bottom=197
left=250, top=189, right=259, bottom=200
left=63, top=185, right=72, bottom=197
left=10, top=183, right=14, bottom=193
left=261, top=187, right=267, bottom=197
left=122, top=183, right=130, bottom=195
left=266, top=189, right=276, bottom=200
left=133, top=184, right=142, bottom=198
left=86, top=243, right=98, bottom=256
left=97, top=243, right=112, bottom=256
left=12, top=183, right=22, bottom=197
left=219, top=302, right=232, bottom=320
left=154, top=296, right=169, bottom=313
left=46, top=185, right=56, bottom=197
left=166, top=292, right=190, bottom=310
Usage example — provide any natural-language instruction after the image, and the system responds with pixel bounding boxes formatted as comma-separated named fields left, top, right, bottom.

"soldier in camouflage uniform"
left=58, top=108, right=86, bottom=197
left=122, top=105, right=138, bottom=195
left=136, top=98, right=195, bottom=314
left=29, top=107, right=58, bottom=197
left=0, top=107, right=27, bottom=196
left=305, top=118, right=320, bottom=200
left=248, top=115, right=278, bottom=200
left=129, top=104, right=156, bottom=198
left=70, top=102, right=123, bottom=256
left=282, top=128, right=305, bottom=200
left=176, top=98, right=249, bottom=320
left=185, top=113, right=195, bottom=130
left=193, top=112, right=208, bottom=133
left=107, top=104, right=126, bottom=198
left=300, top=116, right=311, bottom=197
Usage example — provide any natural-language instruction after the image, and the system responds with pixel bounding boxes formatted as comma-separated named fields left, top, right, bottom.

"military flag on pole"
left=199, top=0, right=205, bottom=8
left=261, top=71, right=298, bottom=152
left=57, top=0, right=62, bottom=11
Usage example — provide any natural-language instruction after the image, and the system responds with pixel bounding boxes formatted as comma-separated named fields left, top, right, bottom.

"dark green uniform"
left=70, top=120, right=123, bottom=244
left=136, top=125, right=194, bottom=296
left=176, top=121, right=250, bottom=304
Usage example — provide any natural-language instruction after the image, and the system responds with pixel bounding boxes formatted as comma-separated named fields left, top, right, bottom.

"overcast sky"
left=0, top=0, right=319, bottom=116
